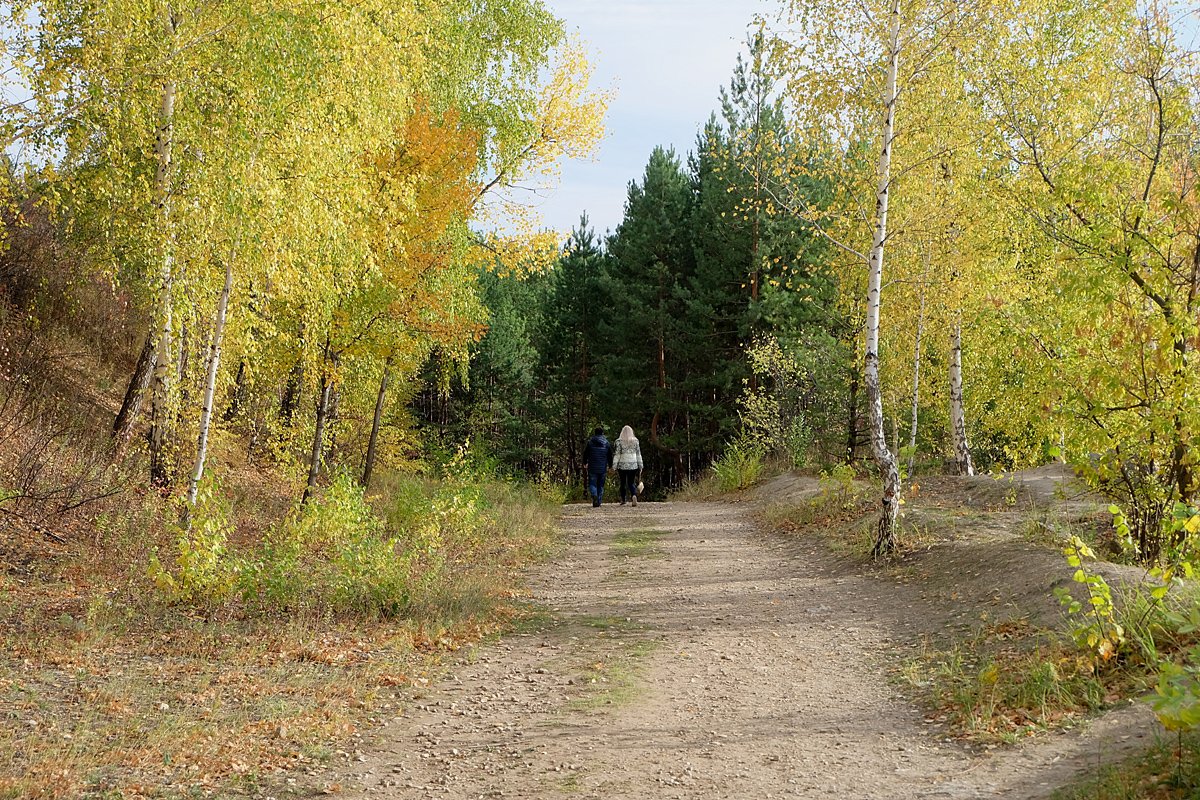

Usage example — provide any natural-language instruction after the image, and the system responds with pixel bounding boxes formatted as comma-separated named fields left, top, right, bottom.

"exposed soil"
left=318, top=471, right=1163, bottom=800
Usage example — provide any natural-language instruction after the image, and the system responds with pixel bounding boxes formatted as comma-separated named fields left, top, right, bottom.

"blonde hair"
left=619, top=425, right=637, bottom=444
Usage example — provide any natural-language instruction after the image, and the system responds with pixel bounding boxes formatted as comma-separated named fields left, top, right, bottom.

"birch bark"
left=867, top=0, right=903, bottom=558
left=147, top=69, right=177, bottom=488
left=949, top=316, right=974, bottom=475
left=185, top=256, right=234, bottom=511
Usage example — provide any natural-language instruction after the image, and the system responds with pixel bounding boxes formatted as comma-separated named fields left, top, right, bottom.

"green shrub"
left=758, top=464, right=870, bottom=533
left=712, top=437, right=766, bottom=492
left=148, top=476, right=240, bottom=605
left=1147, top=593, right=1200, bottom=738
left=1054, top=536, right=1125, bottom=663
left=1055, top=534, right=1200, bottom=745
left=818, top=463, right=862, bottom=510
left=241, top=473, right=417, bottom=618
left=428, top=479, right=485, bottom=552
left=739, top=335, right=816, bottom=467
left=532, top=471, right=568, bottom=505
left=1153, top=647, right=1200, bottom=733
left=149, top=463, right=561, bottom=621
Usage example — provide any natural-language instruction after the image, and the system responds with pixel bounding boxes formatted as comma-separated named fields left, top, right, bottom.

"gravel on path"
left=336, top=499, right=1158, bottom=800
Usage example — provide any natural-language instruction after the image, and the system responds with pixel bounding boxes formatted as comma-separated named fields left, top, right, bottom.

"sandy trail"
left=336, top=499, right=1158, bottom=800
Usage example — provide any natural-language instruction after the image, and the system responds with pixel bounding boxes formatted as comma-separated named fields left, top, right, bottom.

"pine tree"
left=542, top=217, right=610, bottom=476
left=599, top=146, right=696, bottom=485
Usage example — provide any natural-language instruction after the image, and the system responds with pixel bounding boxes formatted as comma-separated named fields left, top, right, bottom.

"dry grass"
left=1053, top=732, right=1200, bottom=799
left=757, top=473, right=878, bottom=558
left=672, top=455, right=791, bottom=502
left=897, top=627, right=1120, bottom=744
left=1, top=614, right=414, bottom=798
left=0, top=462, right=560, bottom=799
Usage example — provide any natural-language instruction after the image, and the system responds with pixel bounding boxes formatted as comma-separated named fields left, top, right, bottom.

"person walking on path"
left=583, top=426, right=613, bottom=507
left=613, top=425, right=643, bottom=506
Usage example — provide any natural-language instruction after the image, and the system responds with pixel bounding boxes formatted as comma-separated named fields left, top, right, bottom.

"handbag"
left=637, top=479, right=645, bottom=495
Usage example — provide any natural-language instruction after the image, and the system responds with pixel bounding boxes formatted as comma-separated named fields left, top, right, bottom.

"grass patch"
left=1021, top=507, right=1119, bottom=557
left=761, top=499, right=876, bottom=558
left=1053, top=731, right=1200, bottom=799
left=611, top=528, right=667, bottom=559
left=758, top=467, right=876, bottom=555
left=1021, top=511, right=1076, bottom=549
left=579, top=614, right=642, bottom=633
left=899, top=623, right=1146, bottom=743
left=504, top=604, right=556, bottom=636
left=568, top=638, right=661, bottom=712
left=0, top=615, right=421, bottom=799
left=763, top=484, right=971, bottom=560
left=673, top=454, right=788, bottom=501
left=671, top=472, right=722, bottom=501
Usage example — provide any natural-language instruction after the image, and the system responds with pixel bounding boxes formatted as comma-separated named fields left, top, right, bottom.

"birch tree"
left=767, top=0, right=990, bottom=554
left=948, top=313, right=973, bottom=475
left=22, top=0, right=605, bottom=506
left=972, top=0, right=1200, bottom=558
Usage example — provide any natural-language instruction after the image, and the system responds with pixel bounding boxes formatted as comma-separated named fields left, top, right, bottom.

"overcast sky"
left=536, top=1, right=766, bottom=238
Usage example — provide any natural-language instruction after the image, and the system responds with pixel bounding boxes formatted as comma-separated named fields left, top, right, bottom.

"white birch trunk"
left=148, top=74, right=177, bottom=487
left=892, top=414, right=901, bottom=460
left=185, top=257, right=233, bottom=511
left=184, top=132, right=259, bottom=508
left=867, top=0, right=903, bottom=558
left=949, top=316, right=974, bottom=476
left=907, top=254, right=928, bottom=479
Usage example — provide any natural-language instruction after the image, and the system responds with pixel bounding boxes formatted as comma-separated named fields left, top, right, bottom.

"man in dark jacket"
left=583, top=426, right=613, bottom=507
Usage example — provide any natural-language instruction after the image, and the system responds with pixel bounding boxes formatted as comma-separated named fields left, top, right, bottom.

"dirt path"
left=334, top=499, right=1160, bottom=799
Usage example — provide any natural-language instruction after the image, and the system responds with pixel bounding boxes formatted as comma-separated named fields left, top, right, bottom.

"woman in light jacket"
left=613, top=425, right=643, bottom=506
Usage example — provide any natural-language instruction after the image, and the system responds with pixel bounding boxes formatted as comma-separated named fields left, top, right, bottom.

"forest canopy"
left=0, top=0, right=1197, bottom=565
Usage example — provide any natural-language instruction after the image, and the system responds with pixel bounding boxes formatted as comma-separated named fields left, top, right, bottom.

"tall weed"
left=712, top=437, right=765, bottom=492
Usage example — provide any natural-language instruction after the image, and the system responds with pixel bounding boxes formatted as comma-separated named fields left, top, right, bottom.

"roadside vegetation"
left=1, top=454, right=562, bottom=799
left=752, top=466, right=1200, bottom=795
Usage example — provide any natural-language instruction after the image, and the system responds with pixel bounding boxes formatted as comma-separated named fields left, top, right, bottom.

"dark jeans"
left=619, top=469, right=639, bottom=502
left=587, top=470, right=606, bottom=505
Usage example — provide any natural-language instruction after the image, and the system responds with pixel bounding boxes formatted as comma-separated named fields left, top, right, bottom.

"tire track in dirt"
left=332, top=499, right=1158, bottom=800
